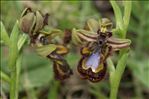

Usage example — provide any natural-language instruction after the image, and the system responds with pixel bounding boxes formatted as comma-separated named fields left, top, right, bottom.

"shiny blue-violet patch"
left=86, top=52, right=100, bottom=72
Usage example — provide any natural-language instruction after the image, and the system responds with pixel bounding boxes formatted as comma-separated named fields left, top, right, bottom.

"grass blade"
left=0, top=21, right=10, bottom=46
left=110, top=1, right=123, bottom=30
left=8, top=21, right=20, bottom=99
left=123, top=1, right=132, bottom=34
left=8, top=20, right=19, bottom=69
left=17, top=34, right=28, bottom=51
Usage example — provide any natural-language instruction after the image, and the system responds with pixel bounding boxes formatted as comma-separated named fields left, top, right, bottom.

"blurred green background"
left=1, top=1, right=149, bottom=99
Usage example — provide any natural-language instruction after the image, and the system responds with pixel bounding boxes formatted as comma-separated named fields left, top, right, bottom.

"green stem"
left=109, top=1, right=132, bottom=99
left=110, top=1, right=123, bottom=30
left=48, top=81, right=60, bottom=99
left=9, top=22, right=27, bottom=99
left=10, top=65, right=17, bottom=99
left=107, top=58, right=115, bottom=73
left=110, top=53, right=129, bottom=99
left=10, top=49, right=24, bottom=99
left=123, top=1, right=132, bottom=31
left=15, top=54, right=23, bottom=99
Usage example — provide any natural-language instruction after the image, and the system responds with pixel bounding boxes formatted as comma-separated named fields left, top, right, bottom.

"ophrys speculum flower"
left=19, top=8, right=73, bottom=81
left=75, top=18, right=131, bottom=82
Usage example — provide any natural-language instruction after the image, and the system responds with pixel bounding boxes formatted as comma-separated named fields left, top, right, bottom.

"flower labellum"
left=77, top=46, right=107, bottom=82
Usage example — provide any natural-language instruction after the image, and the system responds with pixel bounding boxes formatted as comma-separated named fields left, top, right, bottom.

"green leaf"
left=8, top=20, right=20, bottom=69
left=9, top=20, right=20, bottom=99
left=123, top=1, right=132, bottom=30
left=110, top=1, right=123, bottom=30
left=0, top=21, right=10, bottom=46
left=17, top=34, right=28, bottom=51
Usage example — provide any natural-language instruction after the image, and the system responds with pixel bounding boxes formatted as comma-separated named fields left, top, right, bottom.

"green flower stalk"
left=109, top=1, right=132, bottom=99
left=1, top=21, right=28, bottom=99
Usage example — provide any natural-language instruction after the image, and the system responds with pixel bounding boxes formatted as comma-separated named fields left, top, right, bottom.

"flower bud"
left=19, top=8, right=46, bottom=35
left=32, top=11, right=44, bottom=34
left=19, top=12, right=35, bottom=34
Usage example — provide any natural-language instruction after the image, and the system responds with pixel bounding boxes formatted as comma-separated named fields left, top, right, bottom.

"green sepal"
left=33, top=11, right=44, bottom=33
left=72, top=28, right=82, bottom=45
left=19, top=12, right=35, bottom=34
left=85, top=18, right=99, bottom=32
left=35, top=44, right=57, bottom=57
